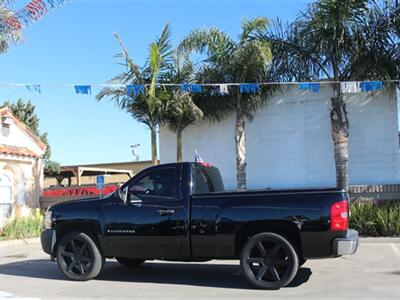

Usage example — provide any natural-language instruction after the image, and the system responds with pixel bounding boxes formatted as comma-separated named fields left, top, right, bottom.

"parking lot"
left=0, top=239, right=399, bottom=299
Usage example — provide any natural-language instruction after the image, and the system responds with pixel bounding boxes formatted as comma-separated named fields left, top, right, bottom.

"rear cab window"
left=193, top=164, right=224, bottom=194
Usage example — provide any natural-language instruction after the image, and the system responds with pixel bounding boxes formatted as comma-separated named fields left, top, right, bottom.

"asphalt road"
left=0, top=239, right=400, bottom=299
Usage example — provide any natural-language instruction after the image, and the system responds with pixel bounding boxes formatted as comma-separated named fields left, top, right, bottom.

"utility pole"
left=131, top=144, right=140, bottom=161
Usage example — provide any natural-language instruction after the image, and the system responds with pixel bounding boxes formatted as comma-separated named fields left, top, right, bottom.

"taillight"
left=330, top=200, right=349, bottom=231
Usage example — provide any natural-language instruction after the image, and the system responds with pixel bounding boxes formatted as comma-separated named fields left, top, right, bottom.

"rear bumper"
left=40, top=229, right=56, bottom=256
left=332, top=229, right=359, bottom=256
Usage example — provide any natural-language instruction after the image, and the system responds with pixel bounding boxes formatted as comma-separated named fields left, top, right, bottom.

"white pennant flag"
left=219, top=84, right=229, bottom=95
left=341, top=82, right=360, bottom=93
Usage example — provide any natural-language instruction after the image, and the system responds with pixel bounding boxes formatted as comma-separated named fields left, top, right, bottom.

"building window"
left=1, top=117, right=12, bottom=137
left=0, top=173, right=13, bottom=226
left=1, top=124, right=10, bottom=137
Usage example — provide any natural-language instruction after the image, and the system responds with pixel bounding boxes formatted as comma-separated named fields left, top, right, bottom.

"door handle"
left=157, top=209, right=175, bottom=216
left=130, top=199, right=142, bottom=206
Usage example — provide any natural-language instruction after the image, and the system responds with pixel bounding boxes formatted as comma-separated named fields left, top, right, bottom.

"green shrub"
left=350, top=200, right=400, bottom=236
left=1, top=209, right=43, bottom=240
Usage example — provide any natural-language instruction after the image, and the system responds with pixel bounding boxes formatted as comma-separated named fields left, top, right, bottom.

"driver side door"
left=103, top=166, right=188, bottom=259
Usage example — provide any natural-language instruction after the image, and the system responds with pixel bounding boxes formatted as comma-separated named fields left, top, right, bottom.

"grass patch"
left=0, top=209, right=43, bottom=240
left=350, top=200, right=400, bottom=237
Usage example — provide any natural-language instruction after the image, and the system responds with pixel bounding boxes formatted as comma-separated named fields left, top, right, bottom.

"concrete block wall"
left=159, top=85, right=400, bottom=190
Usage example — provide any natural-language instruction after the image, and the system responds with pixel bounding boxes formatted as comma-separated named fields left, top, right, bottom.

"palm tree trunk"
left=151, top=126, right=158, bottom=165
left=235, top=91, right=246, bottom=190
left=330, top=85, right=349, bottom=190
left=176, top=129, right=183, bottom=162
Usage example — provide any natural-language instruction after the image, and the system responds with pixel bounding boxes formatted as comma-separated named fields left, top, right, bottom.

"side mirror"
left=118, top=187, right=128, bottom=204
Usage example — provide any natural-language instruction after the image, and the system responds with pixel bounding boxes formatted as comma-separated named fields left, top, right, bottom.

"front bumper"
left=332, top=229, right=359, bottom=256
left=40, top=229, right=56, bottom=255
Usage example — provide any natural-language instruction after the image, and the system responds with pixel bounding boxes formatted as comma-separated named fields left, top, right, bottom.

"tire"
left=240, top=232, right=299, bottom=289
left=116, top=257, right=145, bottom=267
left=299, top=258, right=307, bottom=267
left=56, top=232, right=105, bottom=281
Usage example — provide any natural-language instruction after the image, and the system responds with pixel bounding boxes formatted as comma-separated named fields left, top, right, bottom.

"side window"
left=129, top=168, right=179, bottom=200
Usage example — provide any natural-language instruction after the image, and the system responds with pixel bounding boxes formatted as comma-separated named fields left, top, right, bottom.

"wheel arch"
left=53, top=221, right=106, bottom=257
left=234, top=220, right=303, bottom=258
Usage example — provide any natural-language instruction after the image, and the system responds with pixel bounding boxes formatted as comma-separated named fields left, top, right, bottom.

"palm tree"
left=163, top=90, right=203, bottom=162
left=264, top=0, right=399, bottom=190
left=179, top=17, right=272, bottom=190
left=97, top=24, right=172, bottom=165
left=0, top=0, right=22, bottom=53
left=161, top=50, right=204, bottom=162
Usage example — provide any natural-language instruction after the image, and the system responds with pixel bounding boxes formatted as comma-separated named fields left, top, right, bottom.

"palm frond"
left=0, top=4, right=22, bottom=52
left=241, top=17, right=269, bottom=43
left=162, top=91, right=204, bottom=132
left=179, top=17, right=274, bottom=121
left=144, top=23, right=173, bottom=80
left=95, top=86, right=131, bottom=109
left=155, top=22, right=173, bottom=67
left=113, top=32, right=144, bottom=83
left=263, top=0, right=399, bottom=83
left=179, top=27, right=236, bottom=66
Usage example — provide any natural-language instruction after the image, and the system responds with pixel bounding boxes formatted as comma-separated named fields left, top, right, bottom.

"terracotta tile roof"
left=0, top=106, right=47, bottom=151
left=0, top=145, right=40, bottom=158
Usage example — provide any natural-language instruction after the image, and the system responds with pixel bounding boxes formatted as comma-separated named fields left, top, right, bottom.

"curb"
left=0, top=237, right=40, bottom=248
left=359, top=237, right=400, bottom=243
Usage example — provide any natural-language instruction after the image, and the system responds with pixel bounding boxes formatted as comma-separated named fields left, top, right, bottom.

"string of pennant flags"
left=0, top=80, right=398, bottom=97
left=0, top=0, right=67, bottom=32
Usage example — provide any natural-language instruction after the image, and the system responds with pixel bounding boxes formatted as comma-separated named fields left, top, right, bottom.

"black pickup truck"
left=41, top=162, right=358, bottom=289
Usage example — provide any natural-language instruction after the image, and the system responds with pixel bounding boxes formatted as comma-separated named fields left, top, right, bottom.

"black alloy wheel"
left=240, top=232, right=299, bottom=289
left=56, top=232, right=104, bottom=281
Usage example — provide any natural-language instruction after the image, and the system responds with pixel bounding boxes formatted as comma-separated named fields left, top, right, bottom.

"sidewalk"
left=359, top=237, right=400, bottom=243
left=0, top=237, right=40, bottom=248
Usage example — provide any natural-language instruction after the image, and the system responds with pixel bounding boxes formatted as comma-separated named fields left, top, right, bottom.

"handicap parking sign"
left=96, top=175, right=105, bottom=189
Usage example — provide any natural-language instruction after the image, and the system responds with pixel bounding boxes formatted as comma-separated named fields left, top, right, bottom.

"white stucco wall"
left=159, top=85, right=400, bottom=190
left=0, top=119, right=43, bottom=156
left=347, top=90, right=400, bottom=184
left=0, top=112, right=45, bottom=221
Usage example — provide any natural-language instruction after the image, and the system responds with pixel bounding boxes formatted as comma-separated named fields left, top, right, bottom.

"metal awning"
left=48, top=166, right=134, bottom=186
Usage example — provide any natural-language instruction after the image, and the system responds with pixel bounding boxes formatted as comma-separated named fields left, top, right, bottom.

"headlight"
left=44, top=210, right=53, bottom=229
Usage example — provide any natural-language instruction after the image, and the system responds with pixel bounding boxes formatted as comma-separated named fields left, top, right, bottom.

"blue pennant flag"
left=239, top=83, right=260, bottom=94
left=299, top=83, right=309, bottom=90
left=25, top=85, right=41, bottom=94
left=309, top=83, right=320, bottom=93
left=126, top=84, right=145, bottom=97
left=360, top=81, right=383, bottom=92
left=299, top=83, right=320, bottom=93
left=74, top=85, right=92, bottom=95
left=180, top=83, right=203, bottom=93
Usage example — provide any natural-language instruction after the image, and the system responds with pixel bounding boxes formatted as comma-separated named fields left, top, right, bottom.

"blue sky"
left=0, top=0, right=312, bottom=165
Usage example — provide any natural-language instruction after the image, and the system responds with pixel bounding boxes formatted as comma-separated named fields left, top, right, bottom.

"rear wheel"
left=116, top=257, right=145, bottom=267
left=56, top=232, right=104, bottom=281
left=299, top=258, right=307, bottom=267
left=240, top=232, right=299, bottom=289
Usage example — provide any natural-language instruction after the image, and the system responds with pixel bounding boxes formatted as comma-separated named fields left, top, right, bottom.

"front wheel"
left=56, top=232, right=105, bottom=281
left=240, top=232, right=299, bottom=289
left=116, top=257, right=145, bottom=267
